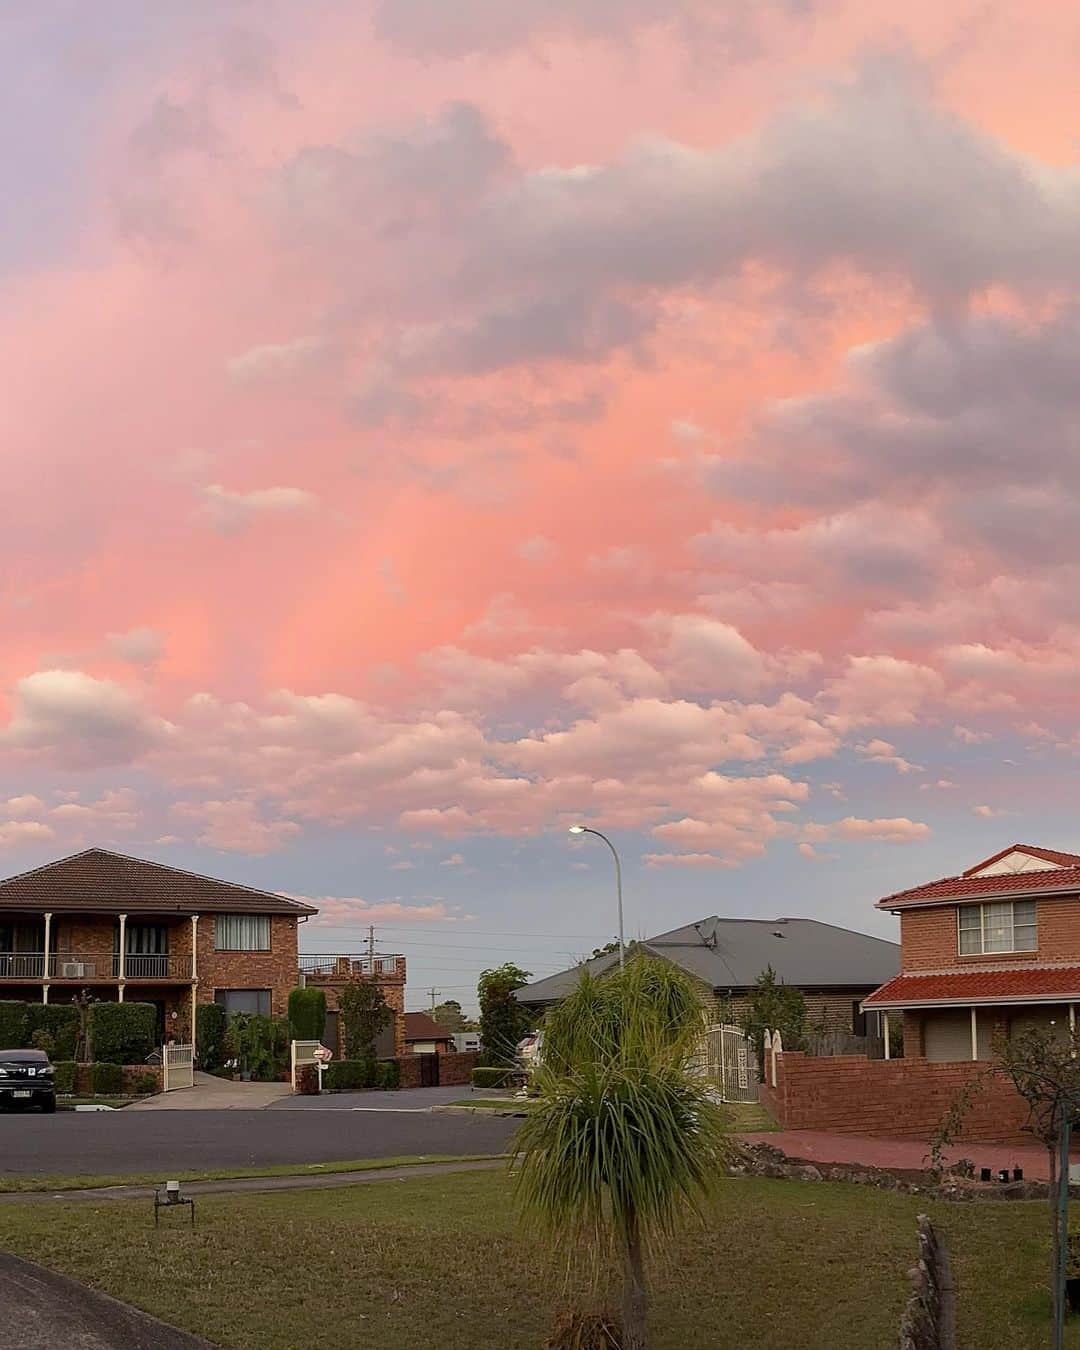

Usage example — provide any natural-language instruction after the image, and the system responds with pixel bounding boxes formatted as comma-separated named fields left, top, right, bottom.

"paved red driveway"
left=741, top=1130, right=1058, bottom=1179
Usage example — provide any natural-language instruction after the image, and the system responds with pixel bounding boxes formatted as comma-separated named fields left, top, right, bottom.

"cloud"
left=0, top=821, right=55, bottom=850
left=518, top=535, right=556, bottom=564
left=305, top=896, right=466, bottom=925
left=0, top=671, right=168, bottom=766
left=643, top=851, right=731, bottom=868
left=823, top=656, right=945, bottom=727
left=199, top=484, right=318, bottom=533
left=106, top=627, right=165, bottom=665
left=855, top=739, right=921, bottom=774
left=171, top=800, right=300, bottom=853
left=440, top=852, right=465, bottom=866
left=227, top=336, right=335, bottom=384
left=972, top=804, right=1006, bottom=818
left=1, top=795, right=44, bottom=818
left=802, top=816, right=931, bottom=844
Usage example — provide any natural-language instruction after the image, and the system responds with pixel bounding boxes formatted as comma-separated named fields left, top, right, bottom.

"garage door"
left=923, top=1010, right=979, bottom=1062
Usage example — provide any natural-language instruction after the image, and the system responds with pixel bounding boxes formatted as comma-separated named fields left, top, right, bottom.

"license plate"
left=11, top=1091, right=30, bottom=1098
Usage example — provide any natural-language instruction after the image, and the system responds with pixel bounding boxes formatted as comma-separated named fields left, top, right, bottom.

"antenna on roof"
left=692, top=921, right=717, bottom=949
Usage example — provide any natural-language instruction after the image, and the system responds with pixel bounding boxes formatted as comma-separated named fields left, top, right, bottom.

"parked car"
left=0, top=1049, right=56, bottom=1112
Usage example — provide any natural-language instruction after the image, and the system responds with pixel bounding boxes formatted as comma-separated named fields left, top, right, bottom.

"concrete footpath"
left=742, top=1129, right=1056, bottom=1179
left=0, top=1156, right=506, bottom=1204
left=0, top=1251, right=213, bottom=1348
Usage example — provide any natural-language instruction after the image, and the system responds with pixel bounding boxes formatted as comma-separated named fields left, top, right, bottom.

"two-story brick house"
left=863, top=843, right=1080, bottom=1060
left=0, top=847, right=406, bottom=1056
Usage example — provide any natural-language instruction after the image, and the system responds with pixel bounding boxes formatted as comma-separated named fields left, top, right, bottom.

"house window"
left=214, top=989, right=271, bottom=1017
left=958, top=901, right=1037, bottom=955
left=214, top=915, right=270, bottom=951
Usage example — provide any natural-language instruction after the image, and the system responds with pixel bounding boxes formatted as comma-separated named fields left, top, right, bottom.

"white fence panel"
left=163, top=1043, right=194, bottom=1092
left=291, top=1039, right=320, bottom=1091
left=702, top=1024, right=759, bottom=1103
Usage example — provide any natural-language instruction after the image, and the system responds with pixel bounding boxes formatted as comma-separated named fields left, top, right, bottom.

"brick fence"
left=760, top=1051, right=1036, bottom=1143
left=396, top=1051, right=479, bottom=1089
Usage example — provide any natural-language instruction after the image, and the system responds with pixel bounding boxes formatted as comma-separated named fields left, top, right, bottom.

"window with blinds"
left=957, top=901, right=1037, bottom=956
left=214, top=914, right=271, bottom=951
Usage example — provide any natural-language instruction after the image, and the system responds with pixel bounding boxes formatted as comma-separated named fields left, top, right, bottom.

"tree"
left=739, top=965, right=807, bottom=1063
left=431, top=999, right=475, bottom=1033
left=590, top=940, right=621, bottom=959
left=339, top=980, right=393, bottom=1066
left=513, top=954, right=728, bottom=1350
left=477, top=963, right=532, bottom=1066
left=288, top=987, right=327, bottom=1041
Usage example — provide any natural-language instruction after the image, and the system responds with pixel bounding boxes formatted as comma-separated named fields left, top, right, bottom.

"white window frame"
left=214, top=914, right=271, bottom=952
left=957, top=900, right=1037, bottom=956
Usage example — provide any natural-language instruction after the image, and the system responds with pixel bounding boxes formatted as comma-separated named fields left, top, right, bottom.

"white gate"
left=291, top=1039, right=321, bottom=1091
left=163, top=1043, right=194, bottom=1092
left=704, top=1024, right=759, bottom=1103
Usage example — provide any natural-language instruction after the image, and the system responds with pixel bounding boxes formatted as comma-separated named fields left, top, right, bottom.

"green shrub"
left=25, top=1005, right=77, bottom=1060
left=88, top=1002, right=156, bottom=1064
left=90, top=1062, right=124, bottom=1095
left=53, top=1061, right=77, bottom=1095
left=287, top=987, right=326, bottom=1042
left=132, top=1072, right=158, bottom=1095
left=324, top=1059, right=378, bottom=1091
left=195, top=1002, right=227, bottom=1072
left=377, top=1060, right=400, bottom=1090
left=0, top=1002, right=28, bottom=1050
left=472, top=1066, right=512, bottom=1089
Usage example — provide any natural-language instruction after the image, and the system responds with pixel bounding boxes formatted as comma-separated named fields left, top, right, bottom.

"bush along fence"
left=313, top=1052, right=480, bottom=1093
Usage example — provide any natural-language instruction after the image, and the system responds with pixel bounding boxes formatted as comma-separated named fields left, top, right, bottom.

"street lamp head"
left=568, top=824, right=586, bottom=835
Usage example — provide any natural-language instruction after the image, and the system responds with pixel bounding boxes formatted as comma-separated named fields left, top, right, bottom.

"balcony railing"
left=299, top=954, right=402, bottom=980
left=0, top=953, right=190, bottom=981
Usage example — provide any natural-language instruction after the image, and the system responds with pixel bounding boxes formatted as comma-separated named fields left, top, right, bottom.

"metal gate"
left=704, top=1025, right=758, bottom=1102
left=163, top=1043, right=194, bottom=1092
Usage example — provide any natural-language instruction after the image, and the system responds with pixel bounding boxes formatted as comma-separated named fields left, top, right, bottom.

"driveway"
left=0, top=1251, right=212, bottom=1348
left=0, top=1108, right=516, bottom=1177
left=128, top=1072, right=291, bottom=1110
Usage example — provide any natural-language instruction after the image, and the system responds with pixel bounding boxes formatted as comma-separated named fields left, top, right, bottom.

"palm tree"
left=513, top=955, right=729, bottom=1350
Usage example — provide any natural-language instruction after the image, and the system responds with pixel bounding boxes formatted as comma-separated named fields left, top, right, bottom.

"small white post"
left=190, top=915, right=199, bottom=1057
left=771, top=1028, right=783, bottom=1087
left=42, top=912, right=51, bottom=1002
left=970, top=1006, right=978, bottom=1061
left=884, top=1013, right=891, bottom=1061
left=117, top=913, right=126, bottom=1000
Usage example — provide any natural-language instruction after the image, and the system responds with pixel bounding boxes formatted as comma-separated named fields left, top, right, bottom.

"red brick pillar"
left=902, top=1012, right=924, bottom=1058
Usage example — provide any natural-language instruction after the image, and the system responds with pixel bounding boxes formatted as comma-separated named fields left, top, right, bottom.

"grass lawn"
left=0, top=1169, right=1073, bottom=1349
left=723, top=1100, right=779, bottom=1132
left=447, top=1097, right=537, bottom=1111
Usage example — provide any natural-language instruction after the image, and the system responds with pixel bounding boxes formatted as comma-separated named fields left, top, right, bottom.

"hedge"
left=379, top=1060, right=400, bottom=1090
left=53, top=1061, right=77, bottom=1095
left=25, top=1005, right=77, bottom=1060
left=196, top=1002, right=227, bottom=1072
left=322, top=1059, right=400, bottom=1091
left=90, top=1062, right=124, bottom=1095
left=131, top=1072, right=158, bottom=1095
left=0, top=1002, right=28, bottom=1050
left=88, top=1002, right=156, bottom=1065
left=288, top=987, right=327, bottom=1042
left=472, top=1066, right=512, bottom=1089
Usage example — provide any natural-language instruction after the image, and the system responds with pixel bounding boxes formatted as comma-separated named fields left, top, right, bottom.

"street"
left=0, top=1108, right=517, bottom=1177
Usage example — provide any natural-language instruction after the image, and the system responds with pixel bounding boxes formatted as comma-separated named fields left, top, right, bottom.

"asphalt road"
left=0, top=1109, right=517, bottom=1177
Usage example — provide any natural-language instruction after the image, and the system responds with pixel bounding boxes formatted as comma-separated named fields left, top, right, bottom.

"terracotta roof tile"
left=0, top=848, right=316, bottom=917
left=877, top=865, right=1080, bottom=910
left=864, top=965, right=1080, bottom=1007
left=403, top=1012, right=455, bottom=1041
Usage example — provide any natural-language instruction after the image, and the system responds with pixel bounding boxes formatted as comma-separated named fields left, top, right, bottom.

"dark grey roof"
left=515, top=915, right=900, bottom=1005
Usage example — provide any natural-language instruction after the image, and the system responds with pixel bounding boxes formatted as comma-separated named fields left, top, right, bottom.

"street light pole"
left=568, top=826, right=625, bottom=969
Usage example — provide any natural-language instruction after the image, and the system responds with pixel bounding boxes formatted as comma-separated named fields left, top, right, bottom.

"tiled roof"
left=877, top=865, right=1080, bottom=910
left=962, top=843, right=1080, bottom=876
left=0, top=848, right=316, bottom=916
left=864, top=965, right=1080, bottom=1007
left=403, top=1012, right=455, bottom=1041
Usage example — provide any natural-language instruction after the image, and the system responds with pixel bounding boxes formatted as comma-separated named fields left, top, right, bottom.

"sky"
left=2, top=1, right=1080, bottom=1012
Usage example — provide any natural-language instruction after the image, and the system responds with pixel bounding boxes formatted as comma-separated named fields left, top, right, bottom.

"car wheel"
left=40, top=1097, right=56, bottom=1114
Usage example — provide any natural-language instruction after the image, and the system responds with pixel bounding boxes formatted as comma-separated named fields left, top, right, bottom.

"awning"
left=863, top=965, right=1080, bottom=1010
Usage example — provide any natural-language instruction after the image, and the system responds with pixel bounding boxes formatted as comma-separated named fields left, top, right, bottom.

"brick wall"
left=198, top=914, right=298, bottom=1016
left=315, top=969, right=406, bottom=1057
left=901, top=893, right=1080, bottom=971
left=391, top=1050, right=478, bottom=1089
left=765, top=1051, right=1035, bottom=1143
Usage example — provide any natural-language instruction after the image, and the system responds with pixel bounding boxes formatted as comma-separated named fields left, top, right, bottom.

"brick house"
left=863, top=843, right=1080, bottom=1061
left=516, top=914, right=899, bottom=1037
left=0, top=848, right=405, bottom=1056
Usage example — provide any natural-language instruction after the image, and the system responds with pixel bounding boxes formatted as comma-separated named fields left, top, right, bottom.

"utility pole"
left=429, top=987, right=438, bottom=1014
left=368, top=924, right=375, bottom=960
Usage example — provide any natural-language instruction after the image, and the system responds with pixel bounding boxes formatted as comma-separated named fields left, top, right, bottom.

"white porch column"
left=42, top=912, right=52, bottom=1004
left=883, top=1013, right=891, bottom=1061
left=190, top=915, right=199, bottom=1054
left=970, top=1006, right=978, bottom=1061
left=117, top=913, right=126, bottom=1001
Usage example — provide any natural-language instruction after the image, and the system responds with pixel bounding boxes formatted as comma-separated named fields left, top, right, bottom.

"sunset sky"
left=3, top=2, right=1079, bottom=1008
